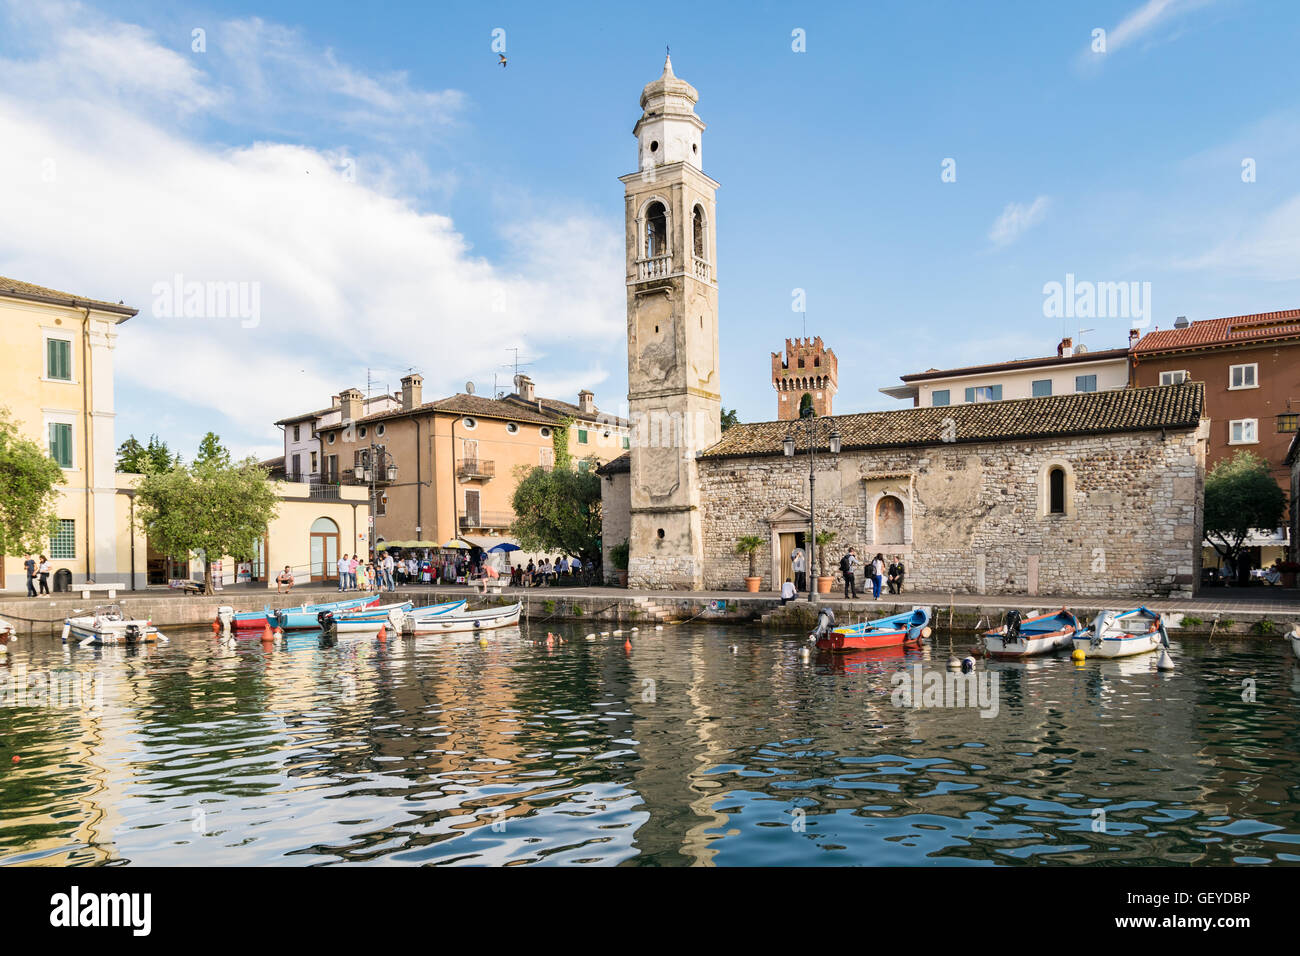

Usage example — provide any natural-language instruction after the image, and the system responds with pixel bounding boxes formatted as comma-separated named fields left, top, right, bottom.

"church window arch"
left=692, top=205, right=706, bottom=259
left=645, top=201, right=668, bottom=259
left=1038, top=459, right=1076, bottom=518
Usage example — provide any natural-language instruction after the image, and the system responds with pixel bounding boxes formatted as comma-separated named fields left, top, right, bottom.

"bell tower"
left=620, top=55, right=720, bottom=589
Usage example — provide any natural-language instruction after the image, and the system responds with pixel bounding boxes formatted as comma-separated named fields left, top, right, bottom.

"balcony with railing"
left=456, top=458, right=496, bottom=480
left=693, top=257, right=711, bottom=282
left=637, top=255, right=672, bottom=281
left=459, top=511, right=514, bottom=531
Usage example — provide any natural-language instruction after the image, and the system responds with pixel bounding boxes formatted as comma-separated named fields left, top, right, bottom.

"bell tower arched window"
left=692, top=205, right=706, bottom=259
left=645, top=202, right=667, bottom=259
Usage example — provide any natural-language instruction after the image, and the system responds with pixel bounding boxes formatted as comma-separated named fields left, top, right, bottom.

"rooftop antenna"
left=1077, top=327, right=1095, bottom=350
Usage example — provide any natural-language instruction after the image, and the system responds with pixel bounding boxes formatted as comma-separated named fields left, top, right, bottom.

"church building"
left=603, top=59, right=1208, bottom=598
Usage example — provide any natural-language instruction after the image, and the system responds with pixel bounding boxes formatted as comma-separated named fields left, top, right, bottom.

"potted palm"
left=736, top=535, right=764, bottom=592
left=611, top=539, right=630, bottom=587
left=815, top=530, right=837, bottom=594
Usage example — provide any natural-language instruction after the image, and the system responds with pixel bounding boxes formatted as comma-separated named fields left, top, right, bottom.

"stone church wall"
left=698, top=428, right=1204, bottom=598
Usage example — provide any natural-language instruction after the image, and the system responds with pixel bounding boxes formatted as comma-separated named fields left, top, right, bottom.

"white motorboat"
left=408, top=602, right=522, bottom=635
left=1073, top=607, right=1168, bottom=659
left=982, top=609, right=1079, bottom=658
left=62, top=605, right=169, bottom=648
left=1289, top=625, right=1300, bottom=662
left=323, top=600, right=427, bottom=633
left=0, top=616, right=14, bottom=656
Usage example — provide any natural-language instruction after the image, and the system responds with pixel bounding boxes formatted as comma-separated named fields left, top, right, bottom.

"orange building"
left=772, top=336, right=837, bottom=420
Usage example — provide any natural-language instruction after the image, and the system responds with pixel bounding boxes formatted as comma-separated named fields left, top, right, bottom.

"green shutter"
left=578, top=429, right=588, bottom=444
left=990, top=385, right=1002, bottom=401
left=49, top=423, right=72, bottom=467
left=964, top=387, right=975, bottom=403
left=47, top=338, right=71, bottom=380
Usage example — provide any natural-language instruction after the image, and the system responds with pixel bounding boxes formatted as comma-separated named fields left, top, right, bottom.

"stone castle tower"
left=620, top=55, right=721, bottom=589
left=772, top=336, right=837, bottom=420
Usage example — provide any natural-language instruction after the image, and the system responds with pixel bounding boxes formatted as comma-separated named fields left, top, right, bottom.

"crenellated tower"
left=772, top=336, right=837, bottom=420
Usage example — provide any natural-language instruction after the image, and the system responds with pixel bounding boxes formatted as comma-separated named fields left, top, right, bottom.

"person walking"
left=791, top=548, right=807, bottom=594
left=38, top=555, right=51, bottom=595
left=871, top=553, right=885, bottom=600
left=336, top=553, right=349, bottom=591
left=839, top=548, right=860, bottom=600
left=23, top=554, right=37, bottom=597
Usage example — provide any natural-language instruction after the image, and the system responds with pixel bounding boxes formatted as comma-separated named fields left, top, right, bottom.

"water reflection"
left=1, top=624, right=1298, bottom=866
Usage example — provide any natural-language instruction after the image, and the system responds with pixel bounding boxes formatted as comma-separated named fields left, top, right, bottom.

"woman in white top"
left=871, top=553, right=885, bottom=600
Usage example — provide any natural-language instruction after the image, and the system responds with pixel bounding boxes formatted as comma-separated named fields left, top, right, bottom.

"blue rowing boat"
left=814, top=606, right=931, bottom=651
left=274, top=594, right=381, bottom=630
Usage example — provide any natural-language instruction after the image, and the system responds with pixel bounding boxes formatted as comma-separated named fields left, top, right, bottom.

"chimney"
left=1057, top=337, right=1073, bottom=358
left=1174, top=315, right=1189, bottom=329
left=578, top=389, right=595, bottom=416
left=338, top=388, right=363, bottom=424
left=514, top=374, right=535, bottom=403
left=400, top=373, right=423, bottom=411
left=1128, top=328, right=1140, bottom=348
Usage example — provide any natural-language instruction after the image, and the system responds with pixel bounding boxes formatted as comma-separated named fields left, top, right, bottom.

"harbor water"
left=1, top=622, right=1298, bottom=866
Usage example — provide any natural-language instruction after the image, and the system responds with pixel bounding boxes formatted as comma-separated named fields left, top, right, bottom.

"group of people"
left=839, top=549, right=906, bottom=600
left=509, top=555, right=594, bottom=587
left=21, top=554, right=52, bottom=597
left=335, top=552, right=397, bottom=592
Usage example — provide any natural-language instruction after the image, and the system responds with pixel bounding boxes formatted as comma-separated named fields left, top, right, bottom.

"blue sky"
left=3, top=0, right=1299, bottom=459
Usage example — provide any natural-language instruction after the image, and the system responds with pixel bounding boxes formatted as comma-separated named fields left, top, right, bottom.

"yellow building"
left=1, top=276, right=135, bottom=591
left=2, top=274, right=371, bottom=593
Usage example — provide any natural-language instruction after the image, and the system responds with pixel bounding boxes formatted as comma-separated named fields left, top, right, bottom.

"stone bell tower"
left=620, top=55, right=721, bottom=589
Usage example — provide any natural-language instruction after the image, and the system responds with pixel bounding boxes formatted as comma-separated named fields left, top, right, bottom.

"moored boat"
left=0, top=616, right=13, bottom=655
left=983, top=609, right=1079, bottom=658
left=1073, top=607, right=1168, bottom=658
left=62, top=605, right=168, bottom=647
left=1289, top=625, right=1300, bottom=662
left=407, top=602, right=522, bottom=635
left=273, top=594, right=381, bottom=630
left=813, top=606, right=931, bottom=652
left=321, top=600, right=464, bottom=633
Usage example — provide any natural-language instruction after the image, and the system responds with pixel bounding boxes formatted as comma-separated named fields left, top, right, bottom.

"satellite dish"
left=1075, top=344, right=1088, bottom=354
left=465, top=381, right=475, bottom=394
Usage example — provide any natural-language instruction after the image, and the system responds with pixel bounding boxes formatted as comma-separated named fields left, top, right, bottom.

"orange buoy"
left=11, top=755, right=19, bottom=764
left=262, top=622, right=272, bottom=639
left=211, top=619, right=220, bottom=633
left=623, top=639, right=632, bottom=652
left=377, top=625, right=387, bottom=641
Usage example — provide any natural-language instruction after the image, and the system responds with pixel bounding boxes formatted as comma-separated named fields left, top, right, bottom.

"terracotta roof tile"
left=898, top=347, right=1129, bottom=382
left=1133, top=310, right=1300, bottom=354
left=0, top=275, right=137, bottom=315
left=700, top=382, right=1204, bottom=459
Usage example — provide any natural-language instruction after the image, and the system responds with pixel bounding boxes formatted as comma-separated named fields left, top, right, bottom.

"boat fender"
left=961, top=656, right=975, bottom=673
left=61, top=622, right=71, bottom=644
left=1156, top=647, right=1175, bottom=671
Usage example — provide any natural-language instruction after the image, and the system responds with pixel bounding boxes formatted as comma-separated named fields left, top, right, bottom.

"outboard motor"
left=317, top=610, right=336, bottom=633
left=216, top=606, right=234, bottom=631
left=1001, top=609, right=1022, bottom=648
left=808, top=607, right=836, bottom=642
left=124, top=623, right=142, bottom=645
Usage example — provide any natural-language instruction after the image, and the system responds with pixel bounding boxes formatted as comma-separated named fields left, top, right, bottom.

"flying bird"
left=498, top=53, right=507, bottom=68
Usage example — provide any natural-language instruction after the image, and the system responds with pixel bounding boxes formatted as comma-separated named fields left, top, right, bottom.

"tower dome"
left=634, top=54, right=705, bottom=170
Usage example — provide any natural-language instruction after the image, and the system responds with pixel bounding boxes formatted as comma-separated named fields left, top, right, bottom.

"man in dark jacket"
left=888, top=557, right=906, bottom=594
left=839, top=549, right=860, bottom=599
left=24, top=554, right=37, bottom=597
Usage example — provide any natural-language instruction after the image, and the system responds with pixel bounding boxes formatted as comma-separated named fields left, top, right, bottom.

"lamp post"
left=783, top=409, right=841, bottom=601
left=354, top=442, right=397, bottom=559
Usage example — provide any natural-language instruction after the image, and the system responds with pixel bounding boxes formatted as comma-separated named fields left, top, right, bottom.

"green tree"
left=814, top=529, right=837, bottom=579
left=736, top=534, right=764, bottom=579
left=1204, top=450, right=1286, bottom=586
left=510, top=460, right=602, bottom=569
left=134, top=434, right=279, bottom=594
left=117, top=434, right=179, bottom=473
left=720, top=407, right=740, bottom=432
left=550, top=417, right=573, bottom=472
left=0, top=408, right=65, bottom=554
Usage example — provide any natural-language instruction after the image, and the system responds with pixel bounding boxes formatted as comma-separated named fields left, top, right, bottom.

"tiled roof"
left=898, top=347, right=1129, bottom=382
left=0, top=275, right=137, bottom=315
left=1133, top=310, right=1300, bottom=355
left=700, top=382, right=1204, bottom=459
left=596, top=452, right=630, bottom=475
left=315, top=390, right=625, bottom=430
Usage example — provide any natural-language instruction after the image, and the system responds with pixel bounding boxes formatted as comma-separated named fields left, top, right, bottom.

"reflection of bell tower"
left=772, top=337, right=837, bottom=420
left=620, top=55, right=720, bottom=589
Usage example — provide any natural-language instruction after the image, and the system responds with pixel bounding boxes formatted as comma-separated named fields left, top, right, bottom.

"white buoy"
left=729, top=645, right=738, bottom=654
left=947, top=656, right=962, bottom=670
left=630, top=627, right=639, bottom=633
left=799, top=646, right=810, bottom=661
left=600, top=631, right=610, bottom=637
left=1157, top=647, right=1175, bottom=671
left=961, top=656, right=976, bottom=673
left=585, top=633, right=596, bottom=640
left=613, top=629, right=622, bottom=636
left=655, top=625, right=664, bottom=631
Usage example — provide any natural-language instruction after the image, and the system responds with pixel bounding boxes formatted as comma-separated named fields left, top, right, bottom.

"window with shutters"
left=964, top=385, right=1001, bottom=403
left=45, top=335, right=73, bottom=381
left=1032, top=379, right=1052, bottom=397
left=49, top=422, right=73, bottom=468
left=931, top=390, right=950, bottom=407
left=1074, top=374, right=1097, bottom=393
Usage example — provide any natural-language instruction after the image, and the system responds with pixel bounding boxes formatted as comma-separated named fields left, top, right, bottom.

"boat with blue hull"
left=322, top=600, right=464, bottom=633
left=811, top=606, right=931, bottom=651
left=273, top=594, right=382, bottom=630
left=983, top=609, right=1080, bottom=658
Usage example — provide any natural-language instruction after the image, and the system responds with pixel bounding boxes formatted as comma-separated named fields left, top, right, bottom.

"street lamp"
left=360, top=443, right=396, bottom=558
left=783, top=408, right=841, bottom=601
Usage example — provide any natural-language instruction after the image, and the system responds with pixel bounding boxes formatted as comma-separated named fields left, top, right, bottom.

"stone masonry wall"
left=699, top=428, right=1204, bottom=598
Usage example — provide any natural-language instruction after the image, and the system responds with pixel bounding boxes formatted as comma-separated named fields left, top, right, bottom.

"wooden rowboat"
left=983, top=609, right=1079, bottom=658
left=815, top=607, right=931, bottom=652
left=408, top=602, right=522, bottom=635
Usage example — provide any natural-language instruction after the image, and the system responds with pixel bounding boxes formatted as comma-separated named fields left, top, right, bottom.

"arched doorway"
left=310, top=517, right=340, bottom=582
left=875, top=495, right=905, bottom=545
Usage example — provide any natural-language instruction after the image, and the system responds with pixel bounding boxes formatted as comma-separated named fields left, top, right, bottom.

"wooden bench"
left=78, top=582, right=125, bottom=600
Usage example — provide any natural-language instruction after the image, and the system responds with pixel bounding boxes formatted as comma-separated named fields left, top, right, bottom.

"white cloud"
left=988, top=196, right=1050, bottom=247
left=0, top=3, right=624, bottom=458
left=1081, top=0, right=1218, bottom=64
